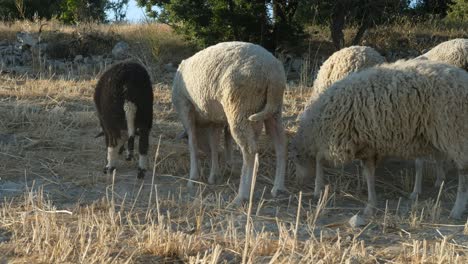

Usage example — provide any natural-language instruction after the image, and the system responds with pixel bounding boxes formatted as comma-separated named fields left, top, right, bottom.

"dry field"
left=0, top=70, right=467, bottom=263
left=0, top=20, right=468, bottom=264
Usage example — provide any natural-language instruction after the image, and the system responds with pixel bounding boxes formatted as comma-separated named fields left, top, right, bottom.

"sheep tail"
left=248, top=84, right=284, bottom=122
left=124, top=100, right=137, bottom=137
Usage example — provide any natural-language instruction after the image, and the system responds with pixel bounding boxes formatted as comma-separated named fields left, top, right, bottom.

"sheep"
left=291, top=59, right=468, bottom=219
left=172, top=41, right=287, bottom=203
left=94, top=61, right=153, bottom=179
left=311, top=46, right=386, bottom=98
left=307, top=45, right=444, bottom=200
left=417, top=38, right=468, bottom=71
left=410, top=38, right=468, bottom=198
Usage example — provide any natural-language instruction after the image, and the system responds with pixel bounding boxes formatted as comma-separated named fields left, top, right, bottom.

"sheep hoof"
left=409, top=192, right=419, bottom=201
left=231, top=195, right=247, bottom=206
left=449, top=209, right=462, bottom=220
left=103, top=166, right=116, bottom=174
left=126, top=154, right=134, bottom=161
left=187, top=180, right=195, bottom=188
left=118, top=146, right=125, bottom=155
left=137, top=168, right=146, bottom=179
left=271, top=186, right=288, bottom=198
left=363, top=205, right=375, bottom=217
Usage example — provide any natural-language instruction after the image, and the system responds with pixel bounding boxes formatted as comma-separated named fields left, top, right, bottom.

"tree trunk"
left=330, top=1, right=346, bottom=50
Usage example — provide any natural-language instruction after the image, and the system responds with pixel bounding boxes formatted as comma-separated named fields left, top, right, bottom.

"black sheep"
left=94, top=61, right=153, bottom=179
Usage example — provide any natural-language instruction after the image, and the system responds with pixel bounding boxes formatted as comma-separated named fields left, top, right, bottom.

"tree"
left=106, top=0, right=129, bottom=22
left=412, top=0, right=454, bottom=18
left=60, top=0, right=108, bottom=24
left=136, top=0, right=304, bottom=51
left=0, top=0, right=62, bottom=20
left=446, top=0, right=468, bottom=22
left=295, top=0, right=408, bottom=50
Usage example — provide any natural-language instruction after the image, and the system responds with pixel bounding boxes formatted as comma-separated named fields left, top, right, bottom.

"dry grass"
left=1, top=72, right=467, bottom=263
left=1, top=21, right=468, bottom=263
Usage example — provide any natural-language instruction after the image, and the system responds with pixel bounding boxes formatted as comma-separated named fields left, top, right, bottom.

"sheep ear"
left=95, top=131, right=104, bottom=138
left=176, top=130, right=188, bottom=140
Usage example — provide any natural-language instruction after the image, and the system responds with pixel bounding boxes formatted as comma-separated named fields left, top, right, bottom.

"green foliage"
left=136, top=0, right=303, bottom=50
left=0, top=0, right=62, bottom=20
left=411, top=0, right=455, bottom=18
left=446, top=0, right=468, bottom=21
left=60, top=0, right=107, bottom=24
left=106, top=0, right=129, bottom=22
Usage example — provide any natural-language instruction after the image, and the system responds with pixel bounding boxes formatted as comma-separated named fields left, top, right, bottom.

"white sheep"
left=311, top=46, right=385, bottom=98
left=172, top=41, right=287, bottom=203
left=417, top=38, right=468, bottom=71
left=410, top=38, right=468, bottom=198
left=292, top=59, right=468, bottom=219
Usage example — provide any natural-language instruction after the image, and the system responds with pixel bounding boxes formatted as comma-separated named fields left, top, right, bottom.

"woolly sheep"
left=410, top=38, right=468, bottom=198
left=417, top=38, right=468, bottom=71
left=94, top=61, right=153, bottom=179
left=308, top=45, right=444, bottom=200
left=291, top=59, right=468, bottom=219
left=311, top=46, right=385, bottom=98
left=172, top=41, right=287, bottom=203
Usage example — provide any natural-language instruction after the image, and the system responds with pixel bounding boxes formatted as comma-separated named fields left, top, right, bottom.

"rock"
left=74, top=55, right=83, bottom=63
left=112, top=41, right=129, bottom=59
left=348, top=214, right=366, bottom=228
left=16, top=32, right=38, bottom=49
left=84, top=57, right=92, bottom=64
left=0, top=180, right=22, bottom=192
left=164, top=62, right=176, bottom=72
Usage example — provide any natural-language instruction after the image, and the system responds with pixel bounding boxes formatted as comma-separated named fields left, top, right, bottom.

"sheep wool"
left=417, top=38, right=468, bottom=71
left=172, top=41, right=287, bottom=203
left=311, top=46, right=385, bottom=97
left=292, top=59, right=468, bottom=219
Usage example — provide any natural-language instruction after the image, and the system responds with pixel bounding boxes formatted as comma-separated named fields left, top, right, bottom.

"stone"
left=164, top=62, right=176, bottom=72
left=348, top=214, right=366, bottom=228
left=74, top=55, right=83, bottom=62
left=112, top=41, right=129, bottom=59
left=16, top=32, right=38, bottom=49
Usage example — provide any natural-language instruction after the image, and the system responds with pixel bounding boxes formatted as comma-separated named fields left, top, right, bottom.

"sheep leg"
left=126, top=136, right=135, bottom=161
left=450, top=169, right=468, bottom=219
left=105, top=137, right=125, bottom=175
left=230, top=121, right=259, bottom=205
left=314, top=157, right=325, bottom=198
left=434, top=160, right=446, bottom=187
left=410, top=158, right=424, bottom=200
left=265, top=114, right=288, bottom=197
left=137, top=128, right=149, bottom=179
left=224, top=126, right=233, bottom=167
left=363, top=158, right=377, bottom=216
left=208, top=126, right=222, bottom=184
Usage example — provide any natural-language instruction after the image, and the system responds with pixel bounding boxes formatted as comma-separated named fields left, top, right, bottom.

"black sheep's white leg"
left=124, top=100, right=137, bottom=161
left=105, top=137, right=124, bottom=175
left=137, top=128, right=150, bottom=179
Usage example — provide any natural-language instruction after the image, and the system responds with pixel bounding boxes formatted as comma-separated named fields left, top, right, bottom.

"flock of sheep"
left=93, top=38, right=468, bottom=220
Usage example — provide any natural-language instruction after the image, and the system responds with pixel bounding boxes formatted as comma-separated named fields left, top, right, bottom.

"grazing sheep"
left=172, top=41, right=287, bottom=203
left=291, top=59, right=468, bottom=219
left=417, top=38, right=468, bottom=71
left=311, top=46, right=385, bottom=98
left=94, top=61, right=153, bottom=179
left=301, top=46, right=385, bottom=194
left=410, top=38, right=468, bottom=198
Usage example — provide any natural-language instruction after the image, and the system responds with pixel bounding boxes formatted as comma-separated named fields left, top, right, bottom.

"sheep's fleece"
left=293, top=59, right=468, bottom=219
left=418, top=38, right=468, bottom=70
left=311, top=45, right=385, bottom=97
left=172, top=41, right=287, bottom=203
